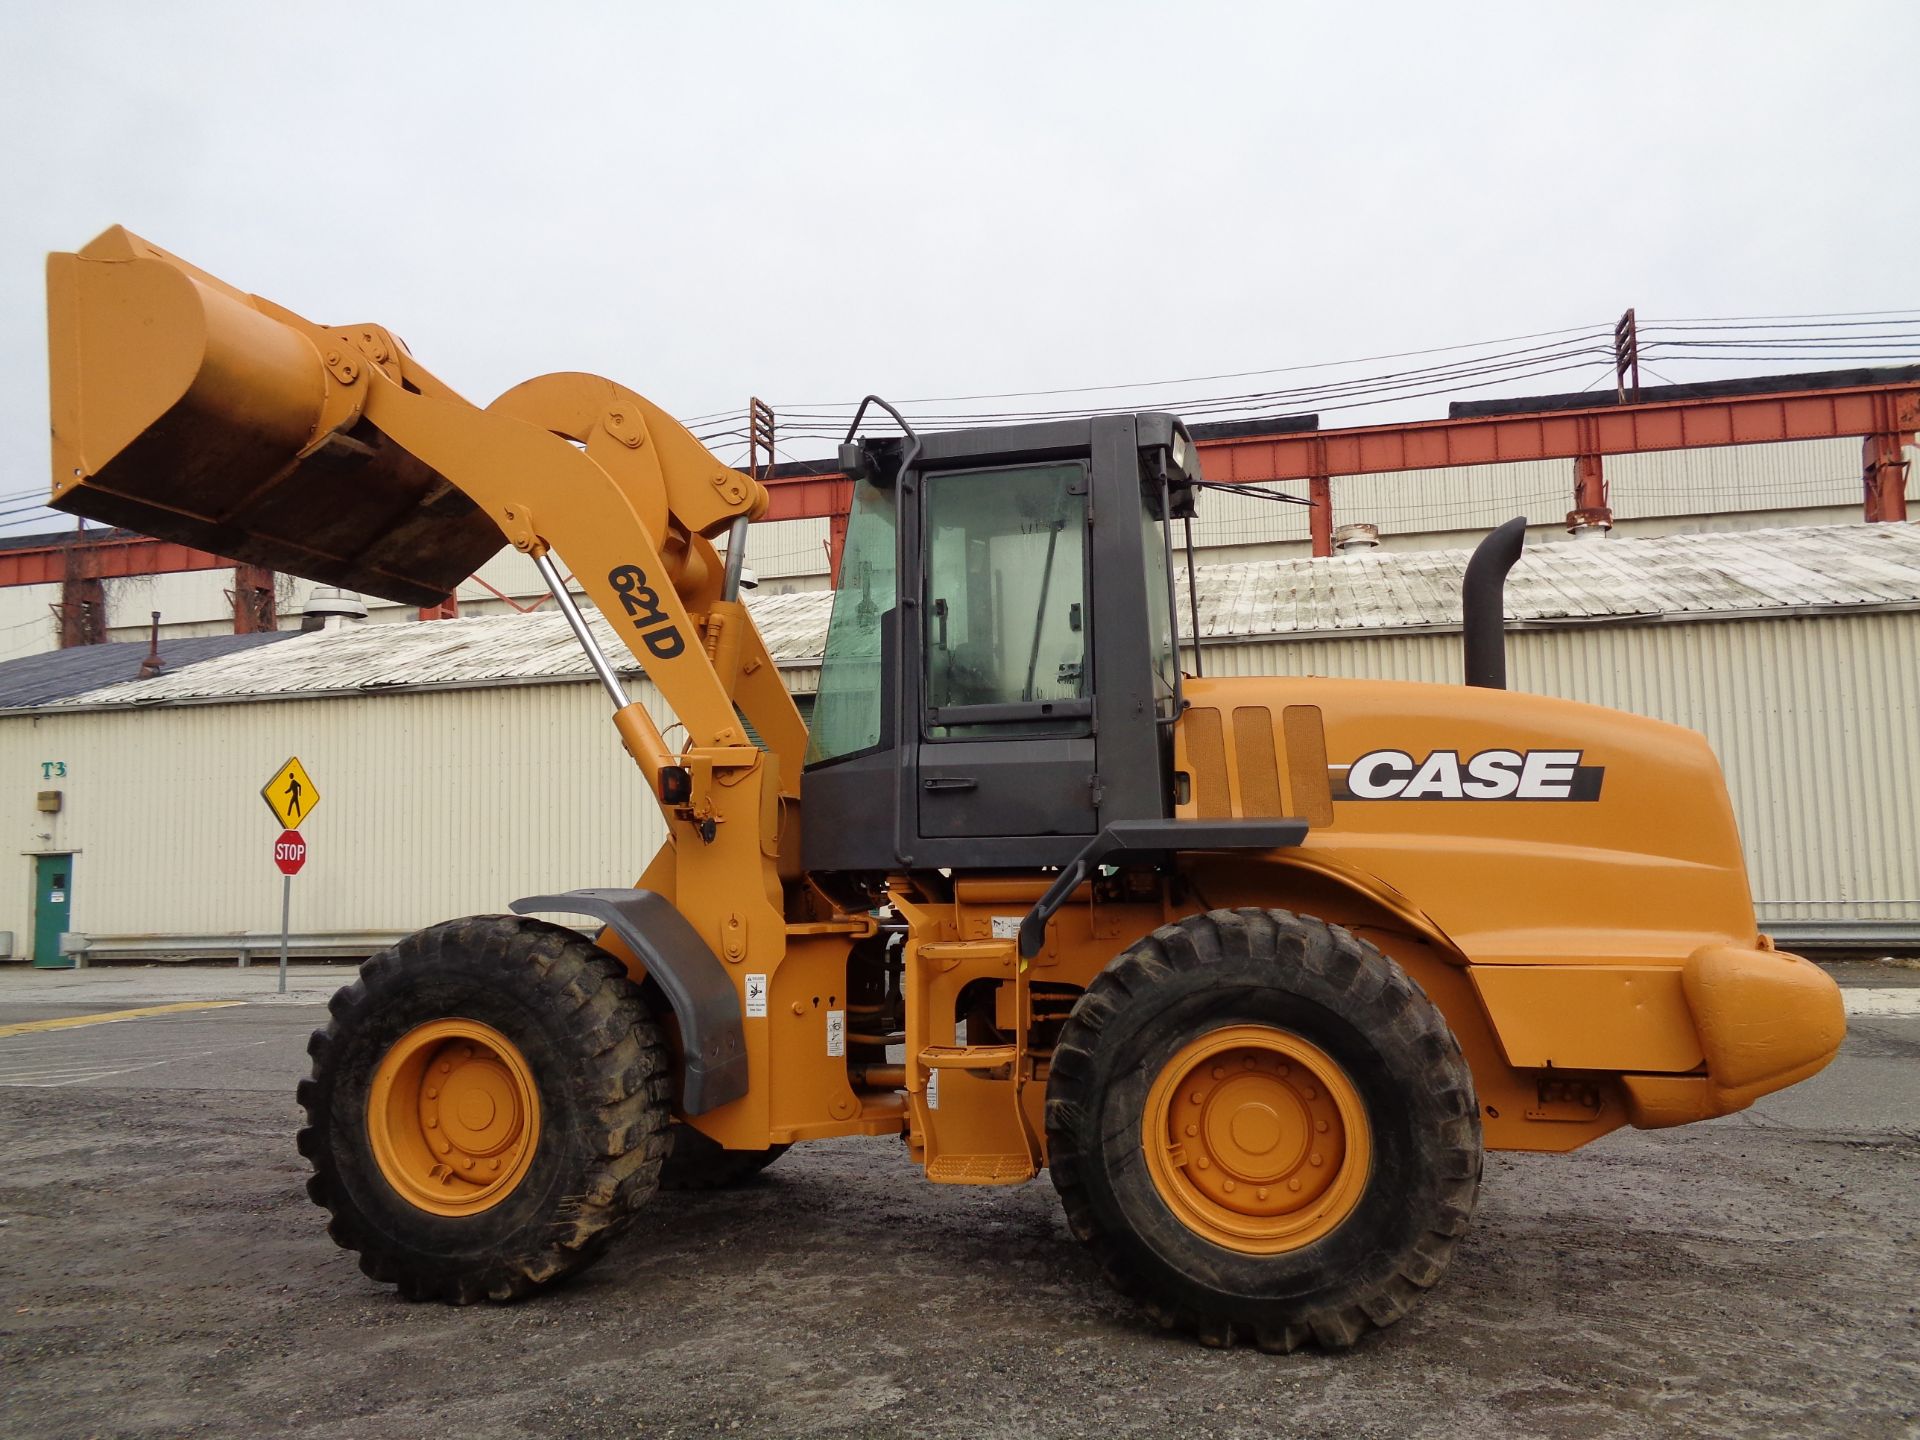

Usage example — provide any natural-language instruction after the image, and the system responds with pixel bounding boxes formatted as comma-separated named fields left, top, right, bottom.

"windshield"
left=805, top=478, right=899, bottom=766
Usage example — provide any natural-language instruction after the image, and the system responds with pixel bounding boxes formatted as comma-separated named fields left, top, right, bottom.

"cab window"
left=923, top=463, right=1090, bottom=738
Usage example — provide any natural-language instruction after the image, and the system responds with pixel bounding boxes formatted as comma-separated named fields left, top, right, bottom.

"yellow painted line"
left=0, top=1000, right=245, bottom=1038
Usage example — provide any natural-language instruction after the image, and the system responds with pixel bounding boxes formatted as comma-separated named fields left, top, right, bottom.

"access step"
left=926, top=1153, right=1037, bottom=1185
left=918, top=1044, right=1018, bottom=1072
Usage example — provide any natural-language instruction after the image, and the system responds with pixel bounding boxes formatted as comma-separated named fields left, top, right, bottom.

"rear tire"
left=659, top=1124, right=789, bottom=1191
left=1045, top=908, right=1481, bottom=1351
left=297, top=915, right=672, bottom=1302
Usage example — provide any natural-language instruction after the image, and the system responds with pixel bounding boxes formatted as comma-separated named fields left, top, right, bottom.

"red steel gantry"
left=4, top=369, right=1914, bottom=612
left=1192, top=367, right=1917, bottom=550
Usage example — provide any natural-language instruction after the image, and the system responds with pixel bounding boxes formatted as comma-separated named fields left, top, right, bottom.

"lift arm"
left=46, top=226, right=807, bottom=813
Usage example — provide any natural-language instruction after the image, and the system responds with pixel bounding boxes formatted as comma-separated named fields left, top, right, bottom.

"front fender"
left=511, top=888, right=747, bottom=1114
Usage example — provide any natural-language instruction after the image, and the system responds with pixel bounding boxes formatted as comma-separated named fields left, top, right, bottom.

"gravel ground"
left=0, top=997, right=1915, bottom=1440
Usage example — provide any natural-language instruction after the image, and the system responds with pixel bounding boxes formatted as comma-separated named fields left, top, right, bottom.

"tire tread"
left=297, top=915, right=670, bottom=1304
left=1045, top=908, right=1483, bottom=1352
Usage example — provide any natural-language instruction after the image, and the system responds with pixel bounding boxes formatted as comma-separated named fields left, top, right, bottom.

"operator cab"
left=801, top=413, right=1199, bottom=872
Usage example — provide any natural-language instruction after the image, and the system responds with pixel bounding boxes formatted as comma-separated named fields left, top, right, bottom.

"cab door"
left=916, top=462, right=1099, bottom=841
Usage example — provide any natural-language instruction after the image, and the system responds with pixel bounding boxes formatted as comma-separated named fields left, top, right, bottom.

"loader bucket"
left=45, top=227, right=503, bottom=606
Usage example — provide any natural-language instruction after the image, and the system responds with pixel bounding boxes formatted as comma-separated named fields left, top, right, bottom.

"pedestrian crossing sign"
left=262, top=756, right=320, bottom=830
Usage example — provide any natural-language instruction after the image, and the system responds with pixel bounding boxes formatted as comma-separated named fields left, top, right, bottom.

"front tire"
left=297, top=916, right=672, bottom=1302
left=1045, top=908, right=1481, bottom=1351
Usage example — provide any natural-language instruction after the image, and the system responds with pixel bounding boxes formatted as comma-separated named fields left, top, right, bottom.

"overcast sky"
left=3, top=1, right=1915, bottom=526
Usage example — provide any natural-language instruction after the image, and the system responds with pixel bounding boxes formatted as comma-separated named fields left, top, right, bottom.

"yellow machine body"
left=1171, top=677, right=1841, bottom=1142
left=45, top=227, right=1844, bottom=1182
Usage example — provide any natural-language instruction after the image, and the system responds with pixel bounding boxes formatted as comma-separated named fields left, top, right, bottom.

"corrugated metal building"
left=1, top=523, right=1913, bottom=964
left=1178, top=523, right=1920, bottom=942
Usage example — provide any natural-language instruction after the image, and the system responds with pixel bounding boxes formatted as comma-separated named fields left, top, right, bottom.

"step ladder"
left=910, top=939, right=1041, bottom=1185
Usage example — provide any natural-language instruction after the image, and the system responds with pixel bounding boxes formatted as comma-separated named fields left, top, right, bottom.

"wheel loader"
left=44, top=226, right=1847, bottom=1351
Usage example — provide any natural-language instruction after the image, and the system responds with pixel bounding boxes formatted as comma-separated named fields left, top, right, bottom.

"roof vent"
left=137, top=611, right=165, bottom=679
left=302, top=587, right=370, bottom=632
left=1334, top=523, right=1381, bottom=554
left=1566, top=514, right=1612, bottom=540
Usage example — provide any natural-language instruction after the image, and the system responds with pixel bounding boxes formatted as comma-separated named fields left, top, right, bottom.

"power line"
left=770, top=320, right=1614, bottom=407
left=772, top=336, right=1619, bottom=423
left=672, top=327, right=1618, bottom=428
left=682, top=308, right=1920, bottom=440
left=1653, top=307, right=1920, bottom=323
left=1645, top=316, right=1920, bottom=332
left=767, top=350, right=1622, bottom=436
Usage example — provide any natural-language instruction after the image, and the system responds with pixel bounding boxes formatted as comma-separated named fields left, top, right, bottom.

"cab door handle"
left=922, top=776, right=977, bottom=792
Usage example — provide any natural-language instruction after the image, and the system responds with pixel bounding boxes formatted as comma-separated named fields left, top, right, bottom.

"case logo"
left=1333, top=749, right=1604, bottom=801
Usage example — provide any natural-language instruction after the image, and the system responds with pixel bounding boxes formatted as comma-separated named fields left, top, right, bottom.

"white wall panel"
left=0, top=609, right=1910, bottom=958
left=1189, top=437, right=1895, bottom=557
left=0, top=678, right=675, bottom=954
left=0, top=584, right=59, bottom=663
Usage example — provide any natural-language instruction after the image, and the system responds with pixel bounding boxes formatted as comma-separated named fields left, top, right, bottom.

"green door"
left=33, top=854, right=73, bottom=969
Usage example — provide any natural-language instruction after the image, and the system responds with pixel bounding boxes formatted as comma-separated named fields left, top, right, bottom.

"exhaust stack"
left=1462, top=517, right=1527, bottom=690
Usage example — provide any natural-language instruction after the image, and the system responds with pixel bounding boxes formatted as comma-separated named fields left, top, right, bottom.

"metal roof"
left=1188, top=520, right=1920, bottom=640
left=0, top=594, right=837, bottom=712
left=739, top=590, right=833, bottom=662
left=7, top=522, right=1914, bottom=711
left=0, top=629, right=298, bottom=710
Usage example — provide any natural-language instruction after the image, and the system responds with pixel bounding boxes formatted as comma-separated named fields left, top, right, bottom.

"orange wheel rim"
left=367, top=1019, right=541, bottom=1217
left=1142, top=1024, right=1371, bottom=1254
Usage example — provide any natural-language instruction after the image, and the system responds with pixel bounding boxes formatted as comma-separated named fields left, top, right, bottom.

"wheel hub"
left=369, top=1020, right=541, bottom=1216
left=1143, top=1024, right=1371, bottom=1253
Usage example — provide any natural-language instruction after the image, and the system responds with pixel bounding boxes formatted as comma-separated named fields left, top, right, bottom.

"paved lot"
left=0, top=962, right=1915, bottom=1440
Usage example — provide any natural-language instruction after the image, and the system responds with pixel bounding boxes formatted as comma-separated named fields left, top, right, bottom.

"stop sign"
left=273, top=829, right=308, bottom=876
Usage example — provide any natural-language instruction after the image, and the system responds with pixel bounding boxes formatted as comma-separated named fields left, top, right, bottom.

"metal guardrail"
left=1765, top=920, right=1919, bottom=951
left=51, top=919, right=1913, bottom=967
left=61, top=931, right=408, bottom=966
left=59, top=923, right=606, bottom=966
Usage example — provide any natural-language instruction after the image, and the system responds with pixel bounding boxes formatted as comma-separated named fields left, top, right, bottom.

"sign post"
left=261, top=759, right=321, bottom=995
left=272, top=828, right=308, bottom=993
